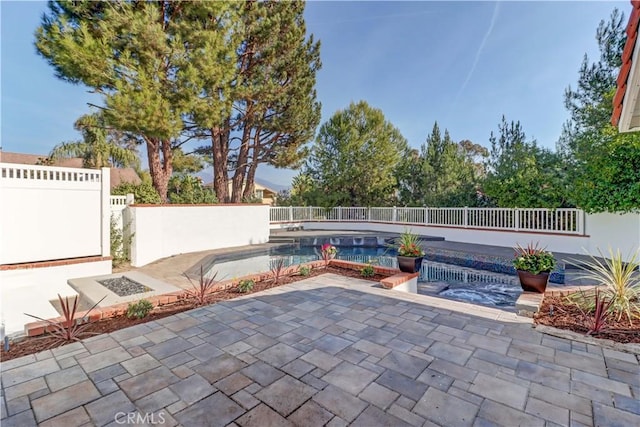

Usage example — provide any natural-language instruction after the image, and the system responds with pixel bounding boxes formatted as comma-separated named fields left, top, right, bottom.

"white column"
left=100, top=167, right=111, bottom=258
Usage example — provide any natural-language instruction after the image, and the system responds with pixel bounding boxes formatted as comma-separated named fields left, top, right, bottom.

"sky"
left=0, top=0, right=627, bottom=189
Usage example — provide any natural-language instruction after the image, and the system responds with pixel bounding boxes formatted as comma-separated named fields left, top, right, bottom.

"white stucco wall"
left=391, top=277, right=418, bottom=294
left=584, top=212, right=640, bottom=258
left=0, top=259, right=112, bottom=336
left=129, top=204, right=270, bottom=267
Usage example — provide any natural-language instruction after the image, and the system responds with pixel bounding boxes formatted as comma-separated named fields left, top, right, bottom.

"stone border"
left=534, top=324, right=640, bottom=355
left=514, top=285, right=639, bottom=355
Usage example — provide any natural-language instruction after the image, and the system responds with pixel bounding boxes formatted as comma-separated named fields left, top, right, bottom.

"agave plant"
left=183, top=265, right=219, bottom=306
left=571, top=288, right=613, bottom=335
left=270, top=257, right=287, bottom=285
left=572, top=248, right=640, bottom=325
left=25, top=294, right=105, bottom=347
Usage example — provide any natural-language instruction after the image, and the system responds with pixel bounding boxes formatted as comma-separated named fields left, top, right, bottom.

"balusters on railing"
left=270, top=206, right=584, bottom=234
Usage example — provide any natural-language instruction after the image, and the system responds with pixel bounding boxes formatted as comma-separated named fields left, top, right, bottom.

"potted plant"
left=513, top=242, right=556, bottom=293
left=320, top=243, right=337, bottom=268
left=395, top=229, right=425, bottom=273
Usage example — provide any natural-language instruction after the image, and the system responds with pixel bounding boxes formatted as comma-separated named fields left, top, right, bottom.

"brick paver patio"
left=1, top=274, right=638, bottom=426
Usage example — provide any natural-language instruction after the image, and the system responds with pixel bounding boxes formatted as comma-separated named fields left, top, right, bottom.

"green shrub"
left=112, top=181, right=161, bottom=204
left=110, top=215, right=133, bottom=267
left=126, top=299, right=154, bottom=319
left=299, top=265, right=311, bottom=276
left=513, top=242, right=556, bottom=274
left=168, top=175, right=217, bottom=204
left=237, top=279, right=255, bottom=293
left=361, top=264, right=375, bottom=278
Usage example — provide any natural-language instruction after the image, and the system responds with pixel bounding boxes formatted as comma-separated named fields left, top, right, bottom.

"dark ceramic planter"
left=397, top=256, right=424, bottom=273
left=517, top=270, right=550, bottom=293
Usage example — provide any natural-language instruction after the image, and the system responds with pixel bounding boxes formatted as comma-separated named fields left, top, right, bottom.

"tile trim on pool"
left=422, top=247, right=566, bottom=284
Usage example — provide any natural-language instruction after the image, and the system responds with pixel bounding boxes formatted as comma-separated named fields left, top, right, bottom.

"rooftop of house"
left=612, top=0, right=640, bottom=132
left=0, top=150, right=141, bottom=189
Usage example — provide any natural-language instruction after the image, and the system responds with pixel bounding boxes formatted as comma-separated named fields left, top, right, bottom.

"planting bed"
left=535, top=294, right=640, bottom=344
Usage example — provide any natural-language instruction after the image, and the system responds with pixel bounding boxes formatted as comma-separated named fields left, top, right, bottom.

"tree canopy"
left=304, top=101, right=408, bottom=207
left=483, top=116, right=570, bottom=208
left=560, top=8, right=640, bottom=212
left=397, top=122, right=486, bottom=207
left=36, top=0, right=320, bottom=204
left=49, top=112, right=139, bottom=169
left=36, top=0, right=239, bottom=202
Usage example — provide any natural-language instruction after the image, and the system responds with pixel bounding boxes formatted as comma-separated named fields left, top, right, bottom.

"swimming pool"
left=198, top=245, right=523, bottom=308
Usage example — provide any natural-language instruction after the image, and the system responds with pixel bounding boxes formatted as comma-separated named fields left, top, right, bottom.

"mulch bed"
left=534, top=295, right=640, bottom=344
left=0, top=266, right=385, bottom=361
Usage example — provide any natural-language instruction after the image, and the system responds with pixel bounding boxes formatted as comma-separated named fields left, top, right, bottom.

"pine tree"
left=305, top=101, right=408, bottom=207
left=36, top=1, right=239, bottom=202
left=398, top=122, right=482, bottom=207
left=196, top=0, right=321, bottom=203
left=484, top=116, right=569, bottom=208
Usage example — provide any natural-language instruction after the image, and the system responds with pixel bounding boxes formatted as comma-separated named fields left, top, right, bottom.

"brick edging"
left=380, top=272, right=419, bottom=289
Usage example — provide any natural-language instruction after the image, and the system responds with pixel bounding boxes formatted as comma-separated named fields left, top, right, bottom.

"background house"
left=203, top=180, right=278, bottom=205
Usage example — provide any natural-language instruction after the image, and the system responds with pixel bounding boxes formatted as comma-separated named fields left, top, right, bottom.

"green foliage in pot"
left=513, top=242, right=556, bottom=274
left=396, top=229, right=425, bottom=257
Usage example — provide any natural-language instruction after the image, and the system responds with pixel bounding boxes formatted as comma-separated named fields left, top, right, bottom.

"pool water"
left=207, top=246, right=521, bottom=308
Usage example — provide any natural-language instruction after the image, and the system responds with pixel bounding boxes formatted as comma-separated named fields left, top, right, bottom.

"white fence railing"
left=270, top=206, right=585, bottom=235
left=110, top=194, right=134, bottom=238
left=110, top=195, right=128, bottom=206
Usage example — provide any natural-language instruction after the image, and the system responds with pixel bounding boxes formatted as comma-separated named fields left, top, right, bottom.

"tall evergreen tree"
left=196, top=0, right=321, bottom=203
left=395, top=148, right=425, bottom=206
left=305, top=101, right=408, bottom=207
left=484, top=116, right=569, bottom=208
left=36, top=1, right=240, bottom=202
left=397, top=122, right=483, bottom=207
left=560, top=8, right=640, bottom=212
